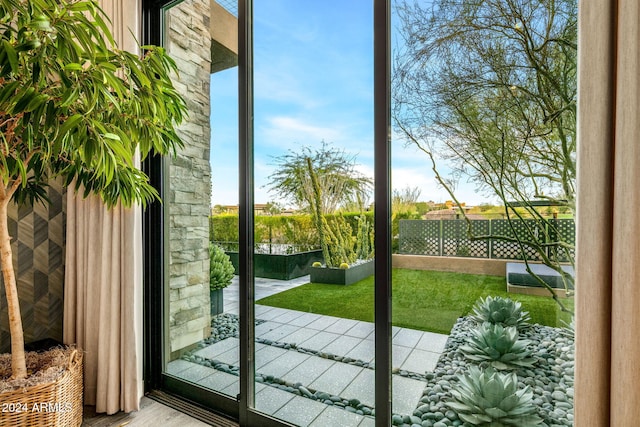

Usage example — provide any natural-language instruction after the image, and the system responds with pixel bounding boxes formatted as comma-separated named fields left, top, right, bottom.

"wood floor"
left=82, top=395, right=238, bottom=427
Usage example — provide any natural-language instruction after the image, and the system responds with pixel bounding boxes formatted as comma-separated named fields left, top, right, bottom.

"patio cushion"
left=506, top=262, right=574, bottom=289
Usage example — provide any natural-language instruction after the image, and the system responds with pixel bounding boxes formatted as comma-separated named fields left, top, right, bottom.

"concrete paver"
left=281, top=357, right=335, bottom=386
left=309, top=406, right=366, bottom=427
left=308, top=362, right=365, bottom=397
left=172, top=275, right=451, bottom=427
left=255, top=386, right=295, bottom=415
left=273, top=396, right=326, bottom=426
left=401, top=348, right=441, bottom=374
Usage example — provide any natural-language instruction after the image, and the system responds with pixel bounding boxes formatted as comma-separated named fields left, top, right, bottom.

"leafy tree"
left=393, top=186, right=422, bottom=216
left=393, top=0, right=576, bottom=309
left=0, top=0, right=186, bottom=379
left=265, top=141, right=373, bottom=214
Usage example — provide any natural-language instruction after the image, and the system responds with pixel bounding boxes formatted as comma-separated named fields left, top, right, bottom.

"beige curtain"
left=576, top=1, right=640, bottom=424
left=63, top=0, right=143, bottom=415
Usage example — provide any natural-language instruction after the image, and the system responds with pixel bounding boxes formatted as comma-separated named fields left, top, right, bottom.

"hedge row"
left=210, top=212, right=376, bottom=247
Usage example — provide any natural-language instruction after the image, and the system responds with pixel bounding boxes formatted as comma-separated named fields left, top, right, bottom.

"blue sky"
left=209, top=0, right=490, bottom=208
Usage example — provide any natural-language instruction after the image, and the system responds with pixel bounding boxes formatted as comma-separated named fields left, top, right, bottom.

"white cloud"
left=259, top=116, right=345, bottom=149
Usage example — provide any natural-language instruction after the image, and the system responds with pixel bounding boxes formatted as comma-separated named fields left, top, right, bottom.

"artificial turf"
left=256, top=268, right=574, bottom=334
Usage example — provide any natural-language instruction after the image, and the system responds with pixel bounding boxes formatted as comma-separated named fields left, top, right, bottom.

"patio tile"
left=213, top=346, right=239, bottom=366
left=177, top=364, right=217, bottom=383
left=341, top=369, right=375, bottom=407
left=299, top=331, right=342, bottom=352
left=392, top=375, right=427, bottom=415
left=221, top=380, right=239, bottom=397
left=309, top=405, right=364, bottom=427
left=255, top=304, right=276, bottom=316
left=324, top=317, right=360, bottom=334
left=255, top=321, right=278, bottom=336
left=255, top=385, right=295, bottom=416
left=257, top=307, right=297, bottom=321
left=194, top=337, right=239, bottom=359
left=393, top=327, right=424, bottom=348
left=345, top=339, right=375, bottom=363
left=359, top=416, right=376, bottom=427
left=271, top=309, right=307, bottom=324
left=305, top=315, right=341, bottom=331
left=196, top=371, right=238, bottom=392
left=223, top=302, right=238, bottom=315
left=308, top=362, right=365, bottom=396
left=391, top=345, right=412, bottom=369
left=166, top=359, right=194, bottom=375
left=255, top=345, right=289, bottom=369
left=257, top=351, right=310, bottom=378
left=273, top=396, right=326, bottom=427
left=281, top=356, right=335, bottom=386
left=345, top=321, right=375, bottom=339
left=321, top=335, right=363, bottom=357
left=415, top=331, right=450, bottom=353
left=400, top=348, right=441, bottom=374
left=288, top=312, right=323, bottom=327
left=280, top=327, right=319, bottom=346
left=258, top=323, right=301, bottom=342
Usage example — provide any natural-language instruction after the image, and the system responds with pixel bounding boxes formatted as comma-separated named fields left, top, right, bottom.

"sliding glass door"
left=144, top=1, right=577, bottom=426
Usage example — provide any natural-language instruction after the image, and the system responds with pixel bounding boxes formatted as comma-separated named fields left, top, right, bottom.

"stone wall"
left=164, top=0, right=213, bottom=358
left=0, top=181, right=65, bottom=353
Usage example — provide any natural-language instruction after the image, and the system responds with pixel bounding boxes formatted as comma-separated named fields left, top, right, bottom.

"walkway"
left=167, top=276, right=449, bottom=427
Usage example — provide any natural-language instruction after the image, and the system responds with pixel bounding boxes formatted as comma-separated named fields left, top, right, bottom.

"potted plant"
left=209, top=243, right=234, bottom=316
left=0, top=1, right=185, bottom=425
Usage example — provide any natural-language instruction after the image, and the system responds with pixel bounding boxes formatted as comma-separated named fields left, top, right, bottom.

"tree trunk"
left=0, top=199, right=27, bottom=379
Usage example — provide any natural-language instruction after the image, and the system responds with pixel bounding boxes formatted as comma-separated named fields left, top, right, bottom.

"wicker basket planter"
left=0, top=349, right=83, bottom=427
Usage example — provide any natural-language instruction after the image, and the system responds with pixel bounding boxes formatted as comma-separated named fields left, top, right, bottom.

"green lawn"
left=256, top=269, right=574, bottom=334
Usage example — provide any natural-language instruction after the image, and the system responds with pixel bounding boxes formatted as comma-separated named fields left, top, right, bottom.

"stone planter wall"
left=227, top=249, right=323, bottom=280
left=310, top=259, right=375, bottom=285
left=165, top=0, right=212, bottom=359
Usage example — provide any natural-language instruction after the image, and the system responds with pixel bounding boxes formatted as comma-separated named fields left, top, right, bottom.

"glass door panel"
left=251, top=1, right=376, bottom=425
left=162, top=0, right=241, bottom=401
left=390, top=0, right=577, bottom=425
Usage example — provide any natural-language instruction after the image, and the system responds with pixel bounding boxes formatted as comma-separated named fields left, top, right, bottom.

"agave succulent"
left=470, top=296, right=531, bottom=330
left=459, top=323, right=536, bottom=370
left=446, top=366, right=543, bottom=426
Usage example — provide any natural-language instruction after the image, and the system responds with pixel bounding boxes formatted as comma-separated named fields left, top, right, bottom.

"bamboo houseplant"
left=0, top=0, right=185, bottom=423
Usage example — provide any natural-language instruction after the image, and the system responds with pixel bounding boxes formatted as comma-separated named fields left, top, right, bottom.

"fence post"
left=489, top=219, right=493, bottom=259
left=439, top=219, right=443, bottom=256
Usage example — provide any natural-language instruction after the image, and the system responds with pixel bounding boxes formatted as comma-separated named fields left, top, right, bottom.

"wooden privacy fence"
left=398, top=219, right=575, bottom=262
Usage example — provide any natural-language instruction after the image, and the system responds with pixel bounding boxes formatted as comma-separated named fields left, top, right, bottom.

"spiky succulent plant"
left=446, top=366, right=543, bottom=426
left=459, top=323, right=536, bottom=370
left=470, top=296, right=531, bottom=330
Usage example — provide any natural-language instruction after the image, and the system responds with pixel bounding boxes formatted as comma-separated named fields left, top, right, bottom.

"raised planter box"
left=210, top=289, right=224, bottom=316
left=227, top=249, right=323, bottom=280
left=506, top=262, right=574, bottom=297
left=310, top=259, right=374, bottom=285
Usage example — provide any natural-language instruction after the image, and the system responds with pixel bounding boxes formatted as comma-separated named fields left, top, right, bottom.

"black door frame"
left=142, top=1, right=392, bottom=426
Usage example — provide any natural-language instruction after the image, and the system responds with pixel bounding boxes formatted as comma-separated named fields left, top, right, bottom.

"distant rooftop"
left=215, top=0, right=237, bottom=17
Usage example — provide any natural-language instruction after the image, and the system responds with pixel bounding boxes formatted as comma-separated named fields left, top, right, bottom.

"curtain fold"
left=62, top=0, right=143, bottom=415
left=576, top=1, right=640, bottom=424
left=63, top=194, right=143, bottom=414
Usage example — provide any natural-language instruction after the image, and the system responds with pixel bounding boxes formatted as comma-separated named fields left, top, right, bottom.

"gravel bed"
left=403, top=317, right=574, bottom=427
